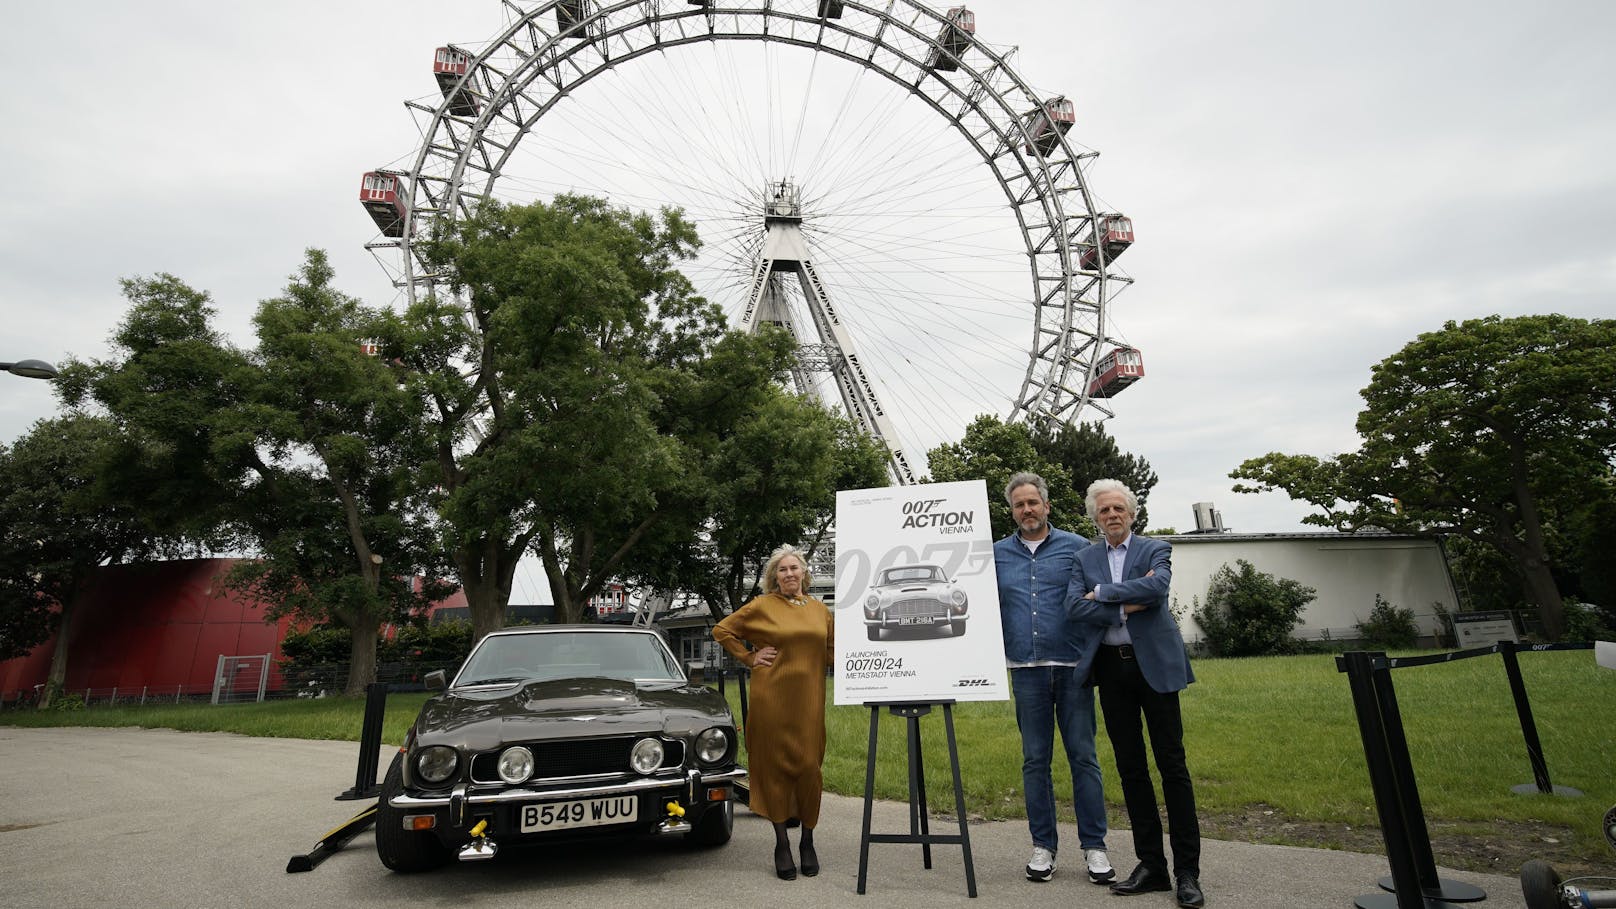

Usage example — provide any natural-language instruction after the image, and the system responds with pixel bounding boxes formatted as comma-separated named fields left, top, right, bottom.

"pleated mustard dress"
left=712, top=592, right=833, bottom=827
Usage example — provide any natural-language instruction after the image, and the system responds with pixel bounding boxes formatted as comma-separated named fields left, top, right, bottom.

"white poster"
left=833, top=480, right=1009, bottom=705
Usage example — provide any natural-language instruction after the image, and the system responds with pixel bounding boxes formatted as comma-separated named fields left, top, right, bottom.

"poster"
left=833, top=480, right=1009, bottom=705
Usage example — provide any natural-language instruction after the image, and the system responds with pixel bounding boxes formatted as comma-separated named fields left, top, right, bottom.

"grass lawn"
left=6, top=649, right=1612, bottom=872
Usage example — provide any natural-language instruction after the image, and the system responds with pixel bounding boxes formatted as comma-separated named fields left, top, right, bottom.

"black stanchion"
left=1499, top=641, right=1583, bottom=797
left=1339, top=651, right=1447, bottom=909
left=1368, top=660, right=1485, bottom=903
left=336, top=682, right=388, bottom=801
left=856, top=701, right=976, bottom=898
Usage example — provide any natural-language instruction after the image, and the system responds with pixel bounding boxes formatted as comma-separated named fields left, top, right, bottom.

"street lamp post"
left=1, top=359, right=60, bottom=380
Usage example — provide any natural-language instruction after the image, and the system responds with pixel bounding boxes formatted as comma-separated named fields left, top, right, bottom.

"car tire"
left=950, top=620, right=966, bottom=636
left=866, top=626, right=885, bottom=641
left=376, top=752, right=451, bottom=873
left=687, top=798, right=734, bottom=847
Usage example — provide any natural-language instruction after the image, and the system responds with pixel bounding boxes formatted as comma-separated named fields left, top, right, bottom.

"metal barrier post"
left=1369, top=659, right=1484, bottom=903
left=1499, top=641, right=1582, bottom=797
left=336, top=682, right=388, bottom=801
left=1339, top=651, right=1428, bottom=909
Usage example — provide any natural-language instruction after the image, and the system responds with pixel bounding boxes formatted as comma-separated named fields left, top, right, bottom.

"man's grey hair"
left=1084, top=478, right=1138, bottom=521
left=1004, top=472, right=1049, bottom=506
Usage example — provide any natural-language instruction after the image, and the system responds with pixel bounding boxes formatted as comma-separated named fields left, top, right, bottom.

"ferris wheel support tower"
left=739, top=182, right=917, bottom=485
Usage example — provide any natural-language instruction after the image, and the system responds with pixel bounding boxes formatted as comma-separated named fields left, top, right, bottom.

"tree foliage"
left=925, top=415, right=1093, bottom=539
left=1031, top=420, right=1158, bottom=532
left=0, top=415, right=156, bottom=702
left=400, top=195, right=799, bottom=635
left=1232, top=314, right=1616, bottom=640
left=630, top=388, right=891, bottom=621
left=63, top=254, right=447, bottom=693
left=1192, top=559, right=1316, bottom=657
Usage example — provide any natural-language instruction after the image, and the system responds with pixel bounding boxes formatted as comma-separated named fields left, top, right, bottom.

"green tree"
left=400, top=195, right=792, bottom=635
left=1192, top=559, right=1316, bottom=656
left=631, top=388, right=891, bottom=621
left=925, top=415, right=1092, bottom=540
left=66, top=256, right=447, bottom=693
left=0, top=415, right=156, bottom=705
left=1232, top=315, right=1616, bottom=640
left=215, top=251, right=447, bottom=693
left=1032, top=421, right=1158, bottom=532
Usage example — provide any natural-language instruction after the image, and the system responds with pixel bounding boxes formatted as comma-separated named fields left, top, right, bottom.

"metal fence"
left=1, top=659, right=466, bottom=710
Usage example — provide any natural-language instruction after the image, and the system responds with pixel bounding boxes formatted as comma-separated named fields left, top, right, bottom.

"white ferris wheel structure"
left=360, top=0, right=1145, bottom=485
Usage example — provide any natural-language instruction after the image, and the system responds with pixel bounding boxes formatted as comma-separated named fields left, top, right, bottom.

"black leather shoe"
left=1110, top=863, right=1172, bottom=895
left=1175, top=874, right=1205, bottom=908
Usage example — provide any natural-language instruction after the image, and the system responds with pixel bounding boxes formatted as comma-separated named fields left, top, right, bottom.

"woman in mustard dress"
left=712, top=544, right=832, bottom=881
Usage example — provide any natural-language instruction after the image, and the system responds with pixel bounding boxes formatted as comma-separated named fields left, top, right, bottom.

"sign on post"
left=1452, top=610, right=1518, bottom=646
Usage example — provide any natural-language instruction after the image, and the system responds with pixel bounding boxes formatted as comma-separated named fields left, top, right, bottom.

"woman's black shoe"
left=800, top=841, right=820, bottom=877
left=774, top=844, right=798, bottom=880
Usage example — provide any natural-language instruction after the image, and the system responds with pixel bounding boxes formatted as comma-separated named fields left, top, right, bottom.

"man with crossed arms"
left=1067, top=478, right=1204, bottom=908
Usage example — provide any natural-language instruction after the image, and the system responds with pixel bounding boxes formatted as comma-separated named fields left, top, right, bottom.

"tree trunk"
left=38, top=595, right=77, bottom=710
left=457, top=536, right=517, bottom=644
left=1521, top=559, right=1566, bottom=640
left=346, top=621, right=379, bottom=697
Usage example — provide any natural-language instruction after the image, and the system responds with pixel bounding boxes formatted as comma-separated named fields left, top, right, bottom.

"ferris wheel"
left=359, top=0, right=1143, bottom=484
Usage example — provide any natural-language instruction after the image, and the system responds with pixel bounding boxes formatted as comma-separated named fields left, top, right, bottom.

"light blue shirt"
left=1102, top=534, right=1132, bottom=646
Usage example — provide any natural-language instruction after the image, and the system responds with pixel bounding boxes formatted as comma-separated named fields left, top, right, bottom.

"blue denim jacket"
left=995, top=525, right=1090, bottom=665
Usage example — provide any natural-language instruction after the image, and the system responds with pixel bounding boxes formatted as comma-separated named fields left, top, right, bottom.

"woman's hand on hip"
left=751, top=646, right=779, bottom=668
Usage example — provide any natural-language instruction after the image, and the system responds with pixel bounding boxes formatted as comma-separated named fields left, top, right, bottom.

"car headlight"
left=630, top=737, right=665, bottom=775
left=865, top=594, right=880, bottom=618
left=950, top=588, right=968, bottom=606
left=497, top=746, right=535, bottom=784
left=694, top=727, right=730, bottom=765
left=414, top=745, right=459, bottom=785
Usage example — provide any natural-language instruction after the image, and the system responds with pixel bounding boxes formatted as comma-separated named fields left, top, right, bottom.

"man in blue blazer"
left=1066, top=479, right=1203, bottom=908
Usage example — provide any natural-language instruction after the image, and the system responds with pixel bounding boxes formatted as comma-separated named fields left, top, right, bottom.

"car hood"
left=412, top=677, right=732, bottom=752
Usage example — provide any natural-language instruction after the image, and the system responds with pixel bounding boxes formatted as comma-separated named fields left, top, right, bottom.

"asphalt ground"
left=0, top=726, right=1527, bottom=909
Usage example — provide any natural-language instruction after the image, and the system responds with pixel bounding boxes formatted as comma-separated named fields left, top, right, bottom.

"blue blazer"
left=1065, top=533, right=1195, bottom=694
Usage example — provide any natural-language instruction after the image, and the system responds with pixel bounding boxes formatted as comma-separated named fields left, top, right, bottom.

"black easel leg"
left=908, top=713, right=932, bottom=868
left=858, top=705, right=879, bottom=895
left=944, top=704, right=977, bottom=898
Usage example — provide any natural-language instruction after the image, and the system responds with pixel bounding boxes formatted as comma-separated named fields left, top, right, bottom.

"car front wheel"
left=375, top=752, right=451, bottom=873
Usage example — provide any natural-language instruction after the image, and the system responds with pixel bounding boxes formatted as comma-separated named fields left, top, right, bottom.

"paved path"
left=0, top=726, right=1526, bottom=908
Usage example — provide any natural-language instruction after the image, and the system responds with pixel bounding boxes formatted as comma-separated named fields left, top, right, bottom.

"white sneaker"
left=1025, top=845, right=1056, bottom=882
left=1084, top=848, right=1115, bottom=884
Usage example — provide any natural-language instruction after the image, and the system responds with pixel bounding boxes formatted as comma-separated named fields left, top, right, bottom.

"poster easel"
left=855, top=700, right=977, bottom=898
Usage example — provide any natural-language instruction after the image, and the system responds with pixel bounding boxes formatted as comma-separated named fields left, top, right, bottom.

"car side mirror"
left=424, top=669, right=447, bottom=691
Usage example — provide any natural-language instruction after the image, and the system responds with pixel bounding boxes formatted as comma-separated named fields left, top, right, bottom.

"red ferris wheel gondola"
left=1087, top=347, right=1144, bottom=398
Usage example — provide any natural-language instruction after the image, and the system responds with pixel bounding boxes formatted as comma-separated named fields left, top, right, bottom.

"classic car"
left=376, top=625, right=746, bottom=872
left=861, top=563, right=968, bottom=640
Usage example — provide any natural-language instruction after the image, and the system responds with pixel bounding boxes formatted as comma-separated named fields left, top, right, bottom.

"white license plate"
left=900, top=615, right=935, bottom=625
left=520, top=796, right=638, bottom=832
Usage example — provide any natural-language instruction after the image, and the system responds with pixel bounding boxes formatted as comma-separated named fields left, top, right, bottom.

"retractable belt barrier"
left=1337, top=642, right=1593, bottom=909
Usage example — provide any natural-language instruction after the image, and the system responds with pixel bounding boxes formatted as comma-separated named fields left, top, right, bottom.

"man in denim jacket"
left=993, top=472, right=1113, bottom=885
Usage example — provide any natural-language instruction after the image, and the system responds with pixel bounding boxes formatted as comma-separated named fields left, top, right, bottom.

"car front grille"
left=887, top=597, right=946, bottom=618
left=470, top=737, right=686, bottom=784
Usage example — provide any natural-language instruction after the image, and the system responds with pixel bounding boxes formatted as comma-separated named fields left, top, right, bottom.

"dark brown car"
left=376, top=625, right=745, bottom=872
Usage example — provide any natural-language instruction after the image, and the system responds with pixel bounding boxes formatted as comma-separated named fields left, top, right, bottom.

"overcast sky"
left=4, top=1, right=1613, bottom=601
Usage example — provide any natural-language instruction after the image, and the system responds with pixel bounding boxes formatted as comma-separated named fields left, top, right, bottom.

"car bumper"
left=390, top=766, right=748, bottom=821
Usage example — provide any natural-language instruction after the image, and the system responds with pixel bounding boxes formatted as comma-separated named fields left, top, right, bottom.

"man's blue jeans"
left=1010, top=665, right=1107, bottom=853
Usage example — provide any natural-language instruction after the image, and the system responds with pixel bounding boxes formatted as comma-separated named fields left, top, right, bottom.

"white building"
left=1160, top=532, right=1461, bottom=644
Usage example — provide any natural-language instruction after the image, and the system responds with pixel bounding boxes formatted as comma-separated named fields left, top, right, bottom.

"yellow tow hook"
left=658, top=800, right=691, bottom=835
left=458, top=818, right=497, bottom=862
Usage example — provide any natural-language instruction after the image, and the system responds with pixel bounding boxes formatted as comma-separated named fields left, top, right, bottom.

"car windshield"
left=455, top=631, right=686, bottom=686
left=880, top=566, right=943, bottom=584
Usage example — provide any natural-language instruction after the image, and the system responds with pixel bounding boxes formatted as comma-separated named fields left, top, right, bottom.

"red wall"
left=0, top=559, right=294, bottom=698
